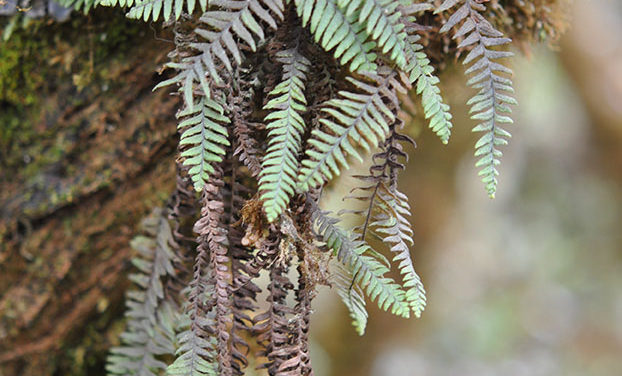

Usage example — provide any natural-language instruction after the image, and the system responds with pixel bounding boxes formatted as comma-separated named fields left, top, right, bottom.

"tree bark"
left=0, top=10, right=177, bottom=375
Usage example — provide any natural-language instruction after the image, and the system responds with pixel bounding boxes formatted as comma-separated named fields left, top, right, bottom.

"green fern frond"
left=295, top=0, right=378, bottom=72
left=190, top=0, right=283, bottom=83
left=312, top=208, right=410, bottom=323
left=105, top=209, right=179, bottom=376
left=337, top=0, right=408, bottom=69
left=438, top=0, right=517, bottom=197
left=298, top=71, right=404, bottom=191
left=403, top=27, right=453, bottom=144
left=259, top=48, right=311, bottom=222
left=177, top=96, right=231, bottom=192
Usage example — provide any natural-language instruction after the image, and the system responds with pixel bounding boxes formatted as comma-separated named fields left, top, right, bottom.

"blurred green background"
left=308, top=1, right=622, bottom=375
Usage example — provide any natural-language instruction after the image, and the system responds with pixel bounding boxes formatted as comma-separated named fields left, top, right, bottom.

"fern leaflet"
left=167, top=309, right=218, bottom=376
left=371, top=187, right=426, bottom=316
left=259, top=48, right=311, bottom=222
left=167, top=186, right=225, bottom=376
left=437, top=0, right=517, bottom=197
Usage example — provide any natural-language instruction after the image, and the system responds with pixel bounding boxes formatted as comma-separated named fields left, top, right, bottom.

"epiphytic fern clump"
left=84, top=0, right=522, bottom=374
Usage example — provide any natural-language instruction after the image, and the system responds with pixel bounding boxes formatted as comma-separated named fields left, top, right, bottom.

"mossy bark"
left=0, top=10, right=178, bottom=375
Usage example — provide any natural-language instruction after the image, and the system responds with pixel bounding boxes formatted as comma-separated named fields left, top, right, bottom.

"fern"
left=337, top=0, right=408, bottom=69
left=402, top=20, right=454, bottom=144
left=43, top=0, right=548, bottom=372
left=105, top=209, right=179, bottom=376
left=99, top=0, right=206, bottom=21
left=332, top=261, right=368, bottom=335
left=167, top=312, right=218, bottom=376
left=347, top=127, right=426, bottom=317
left=369, top=186, right=426, bottom=316
left=298, top=70, right=400, bottom=191
left=167, top=182, right=228, bottom=376
left=190, top=0, right=283, bottom=83
left=312, top=207, right=410, bottom=326
left=437, top=0, right=517, bottom=197
left=259, top=48, right=311, bottom=222
left=128, top=0, right=207, bottom=22
left=295, top=0, right=378, bottom=72
left=177, top=96, right=230, bottom=192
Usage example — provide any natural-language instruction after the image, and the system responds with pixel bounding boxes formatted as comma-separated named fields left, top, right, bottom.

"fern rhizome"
left=35, top=0, right=528, bottom=374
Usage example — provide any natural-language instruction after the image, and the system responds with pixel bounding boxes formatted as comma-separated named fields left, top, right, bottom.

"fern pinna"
left=98, top=0, right=518, bottom=374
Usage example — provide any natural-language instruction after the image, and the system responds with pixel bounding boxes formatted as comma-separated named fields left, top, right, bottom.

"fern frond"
left=168, top=180, right=228, bottom=376
left=437, top=0, right=517, bottom=197
left=231, top=75, right=263, bottom=178
left=259, top=48, right=311, bottom=222
left=167, top=309, right=218, bottom=376
left=346, top=126, right=426, bottom=317
left=298, top=70, right=402, bottom=191
left=312, top=208, right=410, bottom=322
left=332, top=261, right=368, bottom=335
left=190, top=0, right=283, bottom=83
left=292, top=260, right=314, bottom=374
left=372, top=187, right=426, bottom=316
left=337, top=0, right=409, bottom=69
left=295, top=0, right=378, bottom=72
left=402, top=24, right=453, bottom=144
left=254, top=260, right=295, bottom=374
left=106, top=209, right=179, bottom=376
left=177, top=96, right=230, bottom=192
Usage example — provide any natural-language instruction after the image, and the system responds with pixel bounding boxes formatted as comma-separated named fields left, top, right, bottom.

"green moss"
left=0, top=23, right=49, bottom=106
left=0, top=9, right=147, bottom=182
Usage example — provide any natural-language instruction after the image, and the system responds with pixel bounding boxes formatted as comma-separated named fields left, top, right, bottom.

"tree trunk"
left=0, top=10, right=177, bottom=375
